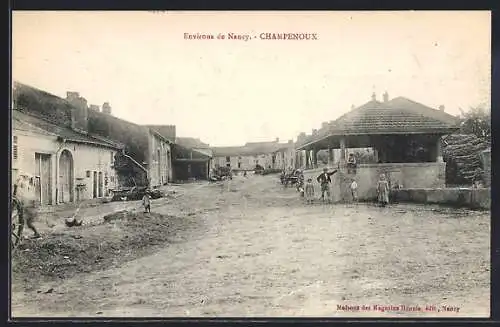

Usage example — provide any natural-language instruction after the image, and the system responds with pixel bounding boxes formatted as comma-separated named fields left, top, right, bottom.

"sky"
left=12, top=11, right=491, bottom=146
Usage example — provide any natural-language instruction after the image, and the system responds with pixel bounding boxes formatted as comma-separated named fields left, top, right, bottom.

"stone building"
left=212, top=138, right=295, bottom=171
left=12, top=81, right=174, bottom=192
left=84, top=103, right=174, bottom=188
left=12, top=84, right=123, bottom=205
left=171, top=137, right=212, bottom=181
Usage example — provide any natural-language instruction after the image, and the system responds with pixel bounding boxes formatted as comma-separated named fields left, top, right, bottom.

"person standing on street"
left=316, top=168, right=338, bottom=204
left=142, top=190, right=151, bottom=213
left=377, top=174, right=390, bottom=207
left=304, top=178, right=315, bottom=204
left=350, top=178, right=358, bottom=202
left=13, top=173, right=41, bottom=239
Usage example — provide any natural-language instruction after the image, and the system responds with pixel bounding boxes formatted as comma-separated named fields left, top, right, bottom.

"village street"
left=12, top=174, right=490, bottom=318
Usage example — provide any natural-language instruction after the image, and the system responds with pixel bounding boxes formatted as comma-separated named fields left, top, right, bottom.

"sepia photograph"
left=10, top=10, right=491, bottom=318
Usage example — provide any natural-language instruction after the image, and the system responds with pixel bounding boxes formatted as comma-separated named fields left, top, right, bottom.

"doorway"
left=35, top=153, right=52, bottom=205
left=58, top=150, right=74, bottom=203
left=98, top=172, right=103, bottom=197
left=93, top=171, right=98, bottom=198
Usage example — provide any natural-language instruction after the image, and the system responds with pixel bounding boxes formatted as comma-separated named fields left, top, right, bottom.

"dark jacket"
left=317, top=170, right=337, bottom=185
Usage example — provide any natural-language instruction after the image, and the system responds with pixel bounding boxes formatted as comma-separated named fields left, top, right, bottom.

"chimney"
left=288, top=139, right=293, bottom=144
left=351, top=104, right=356, bottom=110
left=102, top=102, right=112, bottom=115
left=275, top=137, right=279, bottom=142
left=89, top=104, right=100, bottom=112
left=371, top=92, right=376, bottom=101
left=66, top=91, right=80, bottom=101
left=66, top=91, right=88, bottom=133
left=312, top=129, right=318, bottom=135
left=321, top=121, right=328, bottom=129
left=383, top=91, right=389, bottom=103
left=439, top=105, right=445, bottom=112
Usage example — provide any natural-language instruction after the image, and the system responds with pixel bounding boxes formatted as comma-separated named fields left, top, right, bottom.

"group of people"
left=299, top=167, right=390, bottom=206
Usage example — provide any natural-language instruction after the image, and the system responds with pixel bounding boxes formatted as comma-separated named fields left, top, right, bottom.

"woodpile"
left=442, top=134, right=490, bottom=186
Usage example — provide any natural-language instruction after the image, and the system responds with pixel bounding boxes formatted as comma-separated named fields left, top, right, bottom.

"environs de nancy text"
left=183, top=32, right=319, bottom=42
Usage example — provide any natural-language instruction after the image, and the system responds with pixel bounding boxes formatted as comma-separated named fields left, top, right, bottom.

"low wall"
left=393, top=187, right=490, bottom=210
left=302, top=162, right=446, bottom=202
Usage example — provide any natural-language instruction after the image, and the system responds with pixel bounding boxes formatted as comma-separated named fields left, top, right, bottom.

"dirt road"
left=11, top=175, right=490, bottom=317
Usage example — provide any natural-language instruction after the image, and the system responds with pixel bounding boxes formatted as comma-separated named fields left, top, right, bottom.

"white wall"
left=213, top=153, right=275, bottom=170
left=147, top=132, right=172, bottom=187
left=273, top=147, right=296, bottom=170
left=12, top=128, right=120, bottom=205
left=70, top=143, right=118, bottom=200
left=12, top=129, right=58, bottom=204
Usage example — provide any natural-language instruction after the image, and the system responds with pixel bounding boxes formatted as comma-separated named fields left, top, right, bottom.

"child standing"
left=350, top=178, right=358, bottom=202
left=142, top=190, right=151, bottom=213
left=377, top=174, right=389, bottom=207
left=305, top=178, right=315, bottom=204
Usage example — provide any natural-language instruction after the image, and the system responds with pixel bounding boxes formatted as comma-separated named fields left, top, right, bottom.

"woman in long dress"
left=377, top=173, right=390, bottom=207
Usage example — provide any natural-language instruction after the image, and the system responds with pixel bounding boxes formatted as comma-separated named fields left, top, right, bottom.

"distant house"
left=272, top=140, right=296, bottom=170
left=12, top=84, right=123, bottom=205
left=212, top=138, right=295, bottom=171
left=161, top=136, right=213, bottom=181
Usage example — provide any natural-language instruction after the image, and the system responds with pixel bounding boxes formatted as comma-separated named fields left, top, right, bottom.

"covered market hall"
left=295, top=92, right=461, bottom=201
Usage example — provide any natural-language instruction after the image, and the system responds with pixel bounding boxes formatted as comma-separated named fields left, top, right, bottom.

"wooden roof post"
left=436, top=137, right=444, bottom=163
left=305, top=150, right=311, bottom=170
left=340, top=137, right=346, bottom=167
left=328, top=147, right=334, bottom=167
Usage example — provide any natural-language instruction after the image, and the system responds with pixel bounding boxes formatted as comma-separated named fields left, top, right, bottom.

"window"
left=110, top=151, right=114, bottom=164
left=13, top=136, right=18, bottom=160
left=238, top=162, right=241, bottom=168
left=226, top=156, right=230, bottom=162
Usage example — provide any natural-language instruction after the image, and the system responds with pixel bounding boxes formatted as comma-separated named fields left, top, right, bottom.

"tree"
left=459, top=106, right=491, bottom=141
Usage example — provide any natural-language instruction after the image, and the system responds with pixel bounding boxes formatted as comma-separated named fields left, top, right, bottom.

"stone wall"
left=393, top=187, right=490, bottom=210
left=302, top=162, right=446, bottom=202
left=87, top=110, right=150, bottom=164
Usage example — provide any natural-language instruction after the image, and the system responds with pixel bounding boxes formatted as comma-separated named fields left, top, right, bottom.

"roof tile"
left=12, top=110, right=123, bottom=149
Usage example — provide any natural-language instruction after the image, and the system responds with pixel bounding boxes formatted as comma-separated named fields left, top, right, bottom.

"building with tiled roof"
left=13, top=110, right=123, bottom=149
left=297, top=93, right=460, bottom=151
left=175, top=137, right=210, bottom=149
left=294, top=92, right=462, bottom=201
left=12, top=107, right=123, bottom=205
left=12, top=82, right=175, bottom=203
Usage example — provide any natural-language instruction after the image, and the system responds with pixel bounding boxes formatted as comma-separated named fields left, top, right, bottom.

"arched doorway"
left=59, top=149, right=74, bottom=203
